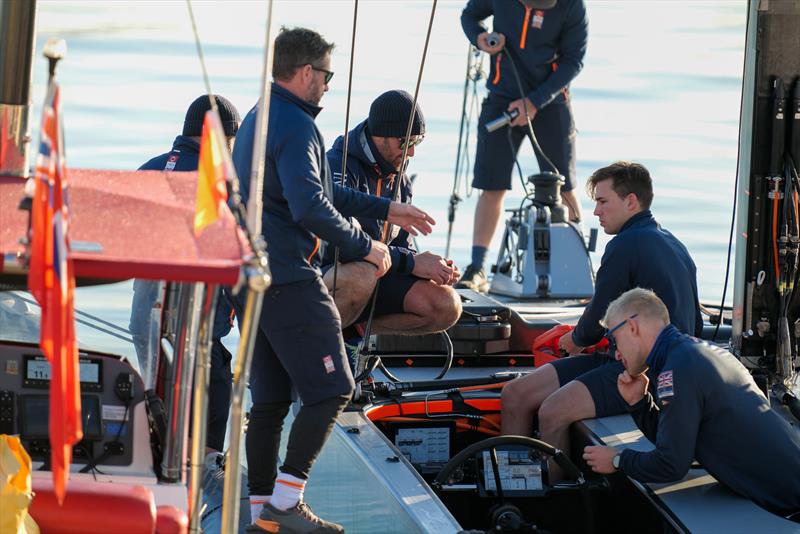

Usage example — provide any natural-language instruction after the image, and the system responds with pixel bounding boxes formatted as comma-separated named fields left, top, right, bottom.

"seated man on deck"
left=322, top=90, right=462, bottom=349
left=584, top=288, right=800, bottom=518
left=501, top=161, right=703, bottom=479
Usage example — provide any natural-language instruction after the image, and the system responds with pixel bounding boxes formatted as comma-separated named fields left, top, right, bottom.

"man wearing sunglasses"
left=322, top=90, right=462, bottom=347
left=584, top=288, right=800, bottom=519
left=231, top=29, right=436, bottom=534
left=501, top=161, right=703, bottom=480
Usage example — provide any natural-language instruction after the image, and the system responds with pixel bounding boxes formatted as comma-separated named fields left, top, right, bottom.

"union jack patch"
left=323, top=355, right=336, bottom=374
left=532, top=10, right=544, bottom=29
left=657, top=370, right=674, bottom=399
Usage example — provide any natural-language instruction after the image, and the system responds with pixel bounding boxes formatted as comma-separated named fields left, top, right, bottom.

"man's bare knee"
left=502, top=364, right=560, bottom=414
left=539, top=380, right=596, bottom=430
left=432, top=286, right=461, bottom=331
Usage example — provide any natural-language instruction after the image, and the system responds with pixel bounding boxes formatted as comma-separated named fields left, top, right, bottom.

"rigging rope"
left=331, top=0, right=360, bottom=308
left=355, top=0, right=439, bottom=384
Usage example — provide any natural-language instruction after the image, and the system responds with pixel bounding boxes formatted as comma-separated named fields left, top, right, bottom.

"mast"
left=0, top=0, right=37, bottom=177
left=733, top=0, right=800, bottom=412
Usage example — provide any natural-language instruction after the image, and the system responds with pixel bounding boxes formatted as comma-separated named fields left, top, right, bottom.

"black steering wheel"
left=433, top=436, right=592, bottom=534
left=433, top=435, right=584, bottom=490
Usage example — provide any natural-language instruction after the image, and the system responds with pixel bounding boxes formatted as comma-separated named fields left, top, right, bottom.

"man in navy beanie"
left=130, top=93, right=240, bottom=473
left=322, top=90, right=462, bottom=357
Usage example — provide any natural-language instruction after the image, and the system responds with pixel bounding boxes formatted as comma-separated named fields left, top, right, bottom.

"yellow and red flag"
left=27, top=80, right=82, bottom=505
left=193, top=109, right=231, bottom=235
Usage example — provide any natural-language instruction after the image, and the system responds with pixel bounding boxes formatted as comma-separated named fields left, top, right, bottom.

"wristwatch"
left=612, top=453, right=621, bottom=470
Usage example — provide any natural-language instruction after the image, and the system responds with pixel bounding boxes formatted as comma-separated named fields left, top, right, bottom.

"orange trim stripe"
left=376, top=177, right=383, bottom=197
left=520, top=6, right=532, bottom=49
left=276, top=478, right=306, bottom=490
left=492, top=54, right=502, bottom=85
left=255, top=518, right=280, bottom=533
left=307, top=236, right=321, bottom=263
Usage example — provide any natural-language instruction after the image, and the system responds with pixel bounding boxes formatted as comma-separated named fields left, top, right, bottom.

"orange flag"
left=193, top=109, right=231, bottom=235
left=27, top=80, right=82, bottom=505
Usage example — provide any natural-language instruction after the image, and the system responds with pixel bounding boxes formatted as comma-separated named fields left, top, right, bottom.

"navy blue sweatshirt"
left=572, top=210, right=702, bottom=347
left=232, top=84, right=391, bottom=286
left=461, top=0, right=588, bottom=110
left=135, top=135, right=232, bottom=340
left=620, top=325, right=800, bottom=516
left=323, top=120, right=416, bottom=274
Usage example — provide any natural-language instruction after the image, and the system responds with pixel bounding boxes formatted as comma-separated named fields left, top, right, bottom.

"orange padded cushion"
left=30, top=477, right=156, bottom=534
left=156, top=505, right=188, bottom=534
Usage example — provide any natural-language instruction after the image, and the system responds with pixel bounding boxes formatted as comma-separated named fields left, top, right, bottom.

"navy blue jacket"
left=135, top=136, right=233, bottom=340
left=620, top=326, right=800, bottom=516
left=572, top=210, right=702, bottom=347
left=323, top=120, right=416, bottom=274
left=461, top=0, right=588, bottom=110
left=232, top=85, right=391, bottom=286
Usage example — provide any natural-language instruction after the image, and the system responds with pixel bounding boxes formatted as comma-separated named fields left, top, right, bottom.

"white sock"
left=249, top=495, right=270, bottom=521
left=270, top=472, right=306, bottom=511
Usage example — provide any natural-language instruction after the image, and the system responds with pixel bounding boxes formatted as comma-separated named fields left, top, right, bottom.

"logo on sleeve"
left=657, top=370, right=674, bottom=399
left=322, top=355, right=336, bottom=374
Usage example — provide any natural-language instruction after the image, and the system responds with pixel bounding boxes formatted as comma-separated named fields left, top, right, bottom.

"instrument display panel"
left=23, top=355, right=103, bottom=391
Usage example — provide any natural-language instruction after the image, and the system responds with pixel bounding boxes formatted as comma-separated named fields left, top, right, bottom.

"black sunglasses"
left=604, top=313, right=638, bottom=355
left=310, top=65, right=334, bottom=84
left=399, top=135, right=424, bottom=150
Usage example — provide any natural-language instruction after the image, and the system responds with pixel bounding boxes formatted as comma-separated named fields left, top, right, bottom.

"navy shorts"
left=551, top=353, right=629, bottom=418
left=473, top=92, right=576, bottom=192
left=239, top=277, right=355, bottom=406
left=355, top=270, right=423, bottom=323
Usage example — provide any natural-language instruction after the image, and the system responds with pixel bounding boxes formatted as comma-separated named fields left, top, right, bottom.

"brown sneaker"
left=246, top=501, right=344, bottom=533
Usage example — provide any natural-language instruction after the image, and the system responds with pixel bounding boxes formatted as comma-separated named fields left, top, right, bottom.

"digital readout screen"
left=25, top=357, right=101, bottom=384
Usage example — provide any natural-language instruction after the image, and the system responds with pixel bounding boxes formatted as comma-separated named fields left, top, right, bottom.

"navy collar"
left=271, top=82, right=323, bottom=119
left=172, top=135, right=200, bottom=154
left=618, top=209, right=655, bottom=234
left=645, top=324, right=682, bottom=373
left=363, top=124, right=397, bottom=176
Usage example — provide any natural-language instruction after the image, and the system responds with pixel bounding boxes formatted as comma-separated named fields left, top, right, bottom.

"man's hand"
left=508, top=97, right=537, bottom=127
left=557, top=331, right=583, bottom=355
left=582, top=446, right=618, bottom=474
left=476, top=31, right=505, bottom=55
left=364, top=240, right=391, bottom=278
left=412, top=252, right=458, bottom=285
left=387, top=202, right=435, bottom=237
left=617, top=370, right=649, bottom=406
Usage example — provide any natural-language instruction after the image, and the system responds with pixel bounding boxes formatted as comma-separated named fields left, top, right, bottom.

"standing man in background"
left=457, top=0, right=588, bottom=292
left=130, top=94, right=240, bottom=472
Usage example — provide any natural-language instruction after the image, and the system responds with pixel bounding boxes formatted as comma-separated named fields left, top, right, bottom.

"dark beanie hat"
left=183, top=95, right=241, bottom=137
left=367, top=90, right=425, bottom=138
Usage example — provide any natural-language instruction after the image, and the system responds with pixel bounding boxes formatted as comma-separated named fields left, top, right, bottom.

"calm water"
left=31, top=0, right=746, bottom=361
left=27, top=2, right=747, bottom=531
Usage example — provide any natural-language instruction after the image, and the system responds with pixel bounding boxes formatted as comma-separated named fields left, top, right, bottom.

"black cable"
left=500, top=48, right=559, bottom=176
left=712, top=10, right=750, bottom=343
left=331, top=0, right=360, bottom=303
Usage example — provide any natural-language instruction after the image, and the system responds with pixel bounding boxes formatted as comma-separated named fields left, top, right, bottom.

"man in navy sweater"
left=130, top=94, right=240, bottom=467
left=584, top=288, right=800, bottom=518
left=322, top=90, right=461, bottom=341
left=502, top=161, right=702, bottom=480
left=231, top=28, right=435, bottom=534
left=458, top=0, right=588, bottom=292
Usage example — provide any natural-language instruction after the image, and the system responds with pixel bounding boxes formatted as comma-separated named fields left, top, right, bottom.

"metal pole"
left=0, top=0, right=36, bottom=177
left=188, top=285, right=218, bottom=533
left=160, top=282, right=204, bottom=482
left=220, top=259, right=269, bottom=533
left=246, top=0, right=275, bottom=240
left=731, top=0, right=759, bottom=349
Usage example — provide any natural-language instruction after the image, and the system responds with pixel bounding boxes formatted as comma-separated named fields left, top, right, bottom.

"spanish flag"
left=28, top=79, right=82, bottom=506
left=194, top=109, right=230, bottom=235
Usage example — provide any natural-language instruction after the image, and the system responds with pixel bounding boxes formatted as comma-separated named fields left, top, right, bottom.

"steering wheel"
left=433, top=435, right=584, bottom=490
left=433, top=436, right=591, bottom=534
